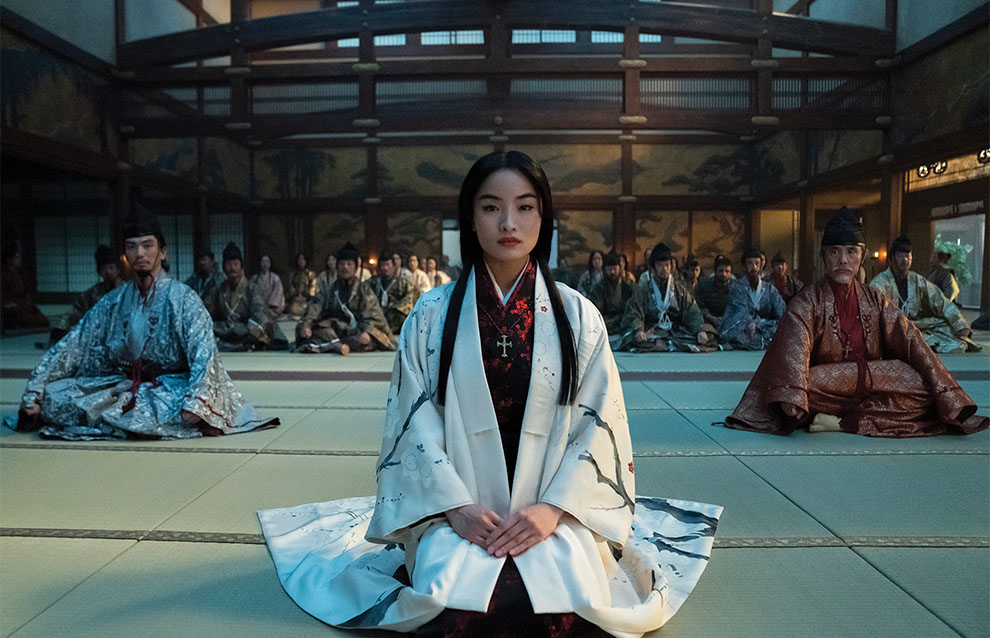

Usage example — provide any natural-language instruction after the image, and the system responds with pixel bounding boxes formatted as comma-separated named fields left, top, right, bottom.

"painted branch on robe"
left=578, top=403, right=635, bottom=513
left=636, top=497, right=719, bottom=538
left=644, top=535, right=712, bottom=562
left=377, top=390, right=430, bottom=475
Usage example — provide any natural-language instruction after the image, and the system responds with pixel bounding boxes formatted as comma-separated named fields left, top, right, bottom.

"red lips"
left=498, top=238, right=522, bottom=246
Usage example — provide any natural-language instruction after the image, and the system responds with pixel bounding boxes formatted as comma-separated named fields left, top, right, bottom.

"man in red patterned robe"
left=725, top=207, right=987, bottom=437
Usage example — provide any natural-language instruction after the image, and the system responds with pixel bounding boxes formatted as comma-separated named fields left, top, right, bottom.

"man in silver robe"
left=870, top=235, right=978, bottom=353
left=49, top=244, right=122, bottom=345
left=367, top=249, right=415, bottom=336
left=184, top=243, right=225, bottom=301
left=205, top=242, right=288, bottom=352
left=720, top=248, right=787, bottom=350
left=12, top=204, right=277, bottom=440
left=295, top=242, right=396, bottom=354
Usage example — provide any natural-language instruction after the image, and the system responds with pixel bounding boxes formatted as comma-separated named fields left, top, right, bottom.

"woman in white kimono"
left=259, top=152, right=721, bottom=637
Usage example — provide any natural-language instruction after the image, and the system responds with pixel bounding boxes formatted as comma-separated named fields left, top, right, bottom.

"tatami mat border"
left=3, top=527, right=986, bottom=549
left=3, top=369, right=987, bottom=382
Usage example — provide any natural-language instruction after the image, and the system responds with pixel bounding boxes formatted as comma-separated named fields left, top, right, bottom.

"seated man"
left=49, top=244, right=122, bottom=344
left=205, top=242, right=288, bottom=352
left=679, top=255, right=701, bottom=296
left=925, top=249, right=960, bottom=303
left=589, top=250, right=637, bottom=344
left=1, top=241, right=49, bottom=332
left=870, top=236, right=978, bottom=353
left=617, top=243, right=717, bottom=352
left=766, top=251, right=803, bottom=304
left=696, top=255, right=733, bottom=330
left=12, top=204, right=277, bottom=440
left=367, top=250, right=414, bottom=337
left=295, top=242, right=395, bottom=354
left=725, top=207, right=987, bottom=437
left=185, top=243, right=225, bottom=301
left=719, top=248, right=786, bottom=350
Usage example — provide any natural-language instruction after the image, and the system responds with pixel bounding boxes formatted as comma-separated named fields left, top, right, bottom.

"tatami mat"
left=0, top=537, right=136, bottom=636
left=8, top=541, right=386, bottom=638
left=0, top=448, right=252, bottom=530
left=738, top=455, right=990, bottom=538
left=2, top=328, right=987, bottom=637
left=853, top=547, right=990, bottom=638
left=634, top=457, right=836, bottom=540
left=655, top=547, right=962, bottom=638
left=158, top=455, right=378, bottom=535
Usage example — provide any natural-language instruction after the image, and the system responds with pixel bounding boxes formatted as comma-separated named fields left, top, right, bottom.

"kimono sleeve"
left=365, top=299, right=474, bottom=545
left=679, top=287, right=705, bottom=335
left=719, top=280, right=751, bottom=342
left=876, top=293, right=975, bottom=423
left=20, top=294, right=113, bottom=409
left=918, top=276, right=969, bottom=334
left=540, top=308, right=635, bottom=546
left=619, top=288, right=649, bottom=337
left=173, top=287, right=231, bottom=422
left=763, top=293, right=815, bottom=412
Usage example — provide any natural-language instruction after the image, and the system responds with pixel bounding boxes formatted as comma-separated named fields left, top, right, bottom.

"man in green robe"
left=205, top=243, right=288, bottom=352
left=869, top=236, right=979, bottom=353
left=367, top=250, right=415, bottom=337
left=589, top=251, right=638, bottom=346
left=49, top=244, right=122, bottom=345
left=617, top=243, right=717, bottom=352
left=295, top=243, right=395, bottom=354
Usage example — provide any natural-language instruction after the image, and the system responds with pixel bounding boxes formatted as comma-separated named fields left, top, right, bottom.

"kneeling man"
left=295, top=242, right=395, bottom=354
left=617, top=243, right=717, bottom=352
left=13, top=205, right=277, bottom=440
left=206, top=242, right=288, bottom=351
left=725, top=208, right=987, bottom=437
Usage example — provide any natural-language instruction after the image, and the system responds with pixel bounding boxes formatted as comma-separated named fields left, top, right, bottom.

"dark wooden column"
left=615, top=22, right=642, bottom=263
left=364, top=141, right=386, bottom=260
left=980, top=198, right=990, bottom=320
left=878, top=156, right=903, bottom=271
left=754, top=0, right=775, bottom=117
left=230, top=0, right=250, bottom=123
left=797, top=189, right=816, bottom=284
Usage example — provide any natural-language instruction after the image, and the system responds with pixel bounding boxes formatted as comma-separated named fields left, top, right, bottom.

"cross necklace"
left=477, top=301, right=528, bottom=358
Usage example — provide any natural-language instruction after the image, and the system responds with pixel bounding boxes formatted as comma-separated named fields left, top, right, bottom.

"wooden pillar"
left=230, top=0, right=249, bottom=122
left=364, top=143, right=386, bottom=260
left=755, top=0, right=774, bottom=116
left=879, top=161, right=903, bottom=271
left=981, top=199, right=990, bottom=315
left=798, top=189, right=816, bottom=284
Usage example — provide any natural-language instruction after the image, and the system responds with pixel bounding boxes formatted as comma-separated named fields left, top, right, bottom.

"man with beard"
left=49, top=244, right=122, bottom=344
left=367, top=249, right=415, bottom=336
left=696, top=255, right=733, bottom=330
left=720, top=248, right=786, bottom=350
left=767, top=252, right=803, bottom=305
left=12, top=204, right=276, bottom=440
left=295, top=242, right=395, bottom=354
left=870, top=236, right=978, bottom=353
left=206, top=242, right=288, bottom=352
left=185, top=244, right=224, bottom=301
left=617, top=243, right=717, bottom=352
left=724, top=207, right=987, bottom=437
left=589, top=250, right=637, bottom=345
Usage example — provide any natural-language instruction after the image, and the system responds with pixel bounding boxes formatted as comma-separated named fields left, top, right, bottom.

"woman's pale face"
left=472, top=169, right=541, bottom=268
left=260, top=255, right=271, bottom=273
left=592, top=252, right=603, bottom=270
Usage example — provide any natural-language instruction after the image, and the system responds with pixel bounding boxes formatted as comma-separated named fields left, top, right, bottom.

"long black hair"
left=436, top=151, right=578, bottom=406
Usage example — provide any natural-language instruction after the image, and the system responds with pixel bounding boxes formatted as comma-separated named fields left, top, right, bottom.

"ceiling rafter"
left=118, top=0, right=894, bottom=69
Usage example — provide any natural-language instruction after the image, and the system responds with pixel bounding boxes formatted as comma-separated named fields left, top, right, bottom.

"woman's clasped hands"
left=445, top=503, right=563, bottom=558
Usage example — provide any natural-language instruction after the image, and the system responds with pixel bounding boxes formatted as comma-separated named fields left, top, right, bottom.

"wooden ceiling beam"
left=118, top=0, right=894, bottom=69
left=121, top=55, right=880, bottom=86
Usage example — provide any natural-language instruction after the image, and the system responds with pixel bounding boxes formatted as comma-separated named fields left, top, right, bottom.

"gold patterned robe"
left=725, top=279, right=988, bottom=437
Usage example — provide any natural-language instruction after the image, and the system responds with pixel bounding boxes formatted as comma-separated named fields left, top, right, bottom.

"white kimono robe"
left=259, top=268, right=721, bottom=637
